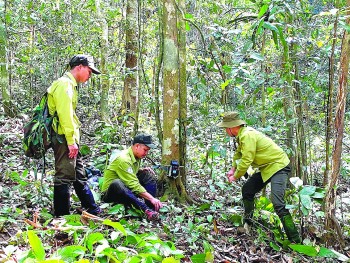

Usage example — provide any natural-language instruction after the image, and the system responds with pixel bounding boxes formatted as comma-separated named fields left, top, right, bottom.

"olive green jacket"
left=47, top=72, right=81, bottom=145
left=101, top=147, right=146, bottom=194
left=233, top=126, right=290, bottom=182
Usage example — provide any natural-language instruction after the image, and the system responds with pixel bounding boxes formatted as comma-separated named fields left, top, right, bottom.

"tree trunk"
left=292, top=42, right=308, bottom=183
left=324, top=14, right=338, bottom=187
left=161, top=0, right=191, bottom=203
left=95, top=0, right=110, bottom=121
left=154, top=1, right=164, bottom=146
left=0, top=0, right=16, bottom=117
left=324, top=0, right=349, bottom=246
left=178, top=0, right=187, bottom=187
left=121, top=0, right=139, bottom=117
left=281, top=39, right=296, bottom=177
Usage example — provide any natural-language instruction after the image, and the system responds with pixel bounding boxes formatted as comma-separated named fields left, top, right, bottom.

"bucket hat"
left=216, top=112, right=246, bottom=128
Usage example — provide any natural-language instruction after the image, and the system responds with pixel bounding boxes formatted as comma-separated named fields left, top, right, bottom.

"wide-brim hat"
left=216, top=112, right=246, bottom=128
left=132, top=133, right=156, bottom=148
left=69, top=54, right=101, bottom=74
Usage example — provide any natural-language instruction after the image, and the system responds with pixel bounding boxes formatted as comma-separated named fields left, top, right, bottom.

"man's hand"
left=68, top=143, right=79, bottom=159
left=227, top=167, right=237, bottom=183
left=150, top=197, right=163, bottom=212
left=139, top=192, right=164, bottom=211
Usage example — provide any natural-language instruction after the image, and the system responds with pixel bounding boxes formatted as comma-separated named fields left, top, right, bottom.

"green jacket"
left=47, top=72, right=81, bottom=145
left=233, top=126, right=290, bottom=182
left=101, top=147, right=146, bottom=194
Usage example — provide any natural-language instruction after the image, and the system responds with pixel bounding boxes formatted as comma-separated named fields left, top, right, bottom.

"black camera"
left=168, top=160, right=179, bottom=179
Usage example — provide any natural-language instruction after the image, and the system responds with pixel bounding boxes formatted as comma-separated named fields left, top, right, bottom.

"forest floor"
left=1, top=115, right=350, bottom=263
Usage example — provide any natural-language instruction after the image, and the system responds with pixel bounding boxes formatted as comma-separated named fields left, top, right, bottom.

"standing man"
left=217, top=112, right=301, bottom=243
left=101, top=133, right=163, bottom=221
left=47, top=54, right=101, bottom=217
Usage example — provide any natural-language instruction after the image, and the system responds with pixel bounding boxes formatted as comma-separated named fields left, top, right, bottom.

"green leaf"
left=190, top=253, right=206, bottom=263
left=205, top=251, right=214, bottom=263
left=56, top=245, right=86, bottom=261
left=79, top=145, right=92, bottom=156
left=263, top=22, right=278, bottom=32
left=249, top=52, right=264, bottom=61
left=272, top=30, right=279, bottom=49
left=185, top=13, right=193, bottom=19
left=258, top=4, right=269, bottom=18
left=99, top=247, right=123, bottom=262
left=228, top=214, right=243, bottom=226
left=185, top=22, right=191, bottom=31
left=300, top=194, right=312, bottom=210
left=85, top=232, right=105, bottom=253
left=162, top=257, right=180, bottom=263
left=108, top=204, right=125, bottom=214
left=196, top=203, right=211, bottom=212
left=27, top=230, right=45, bottom=261
left=207, top=214, right=213, bottom=222
left=103, top=219, right=127, bottom=236
left=270, top=241, right=281, bottom=251
left=318, top=247, right=338, bottom=258
left=202, top=240, right=214, bottom=254
left=311, top=192, right=325, bottom=199
left=289, top=244, right=318, bottom=256
left=301, top=205, right=309, bottom=216
left=220, top=79, right=232, bottom=90
left=299, top=185, right=316, bottom=196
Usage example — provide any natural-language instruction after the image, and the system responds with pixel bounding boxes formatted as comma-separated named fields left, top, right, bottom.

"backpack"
left=23, top=92, right=55, bottom=159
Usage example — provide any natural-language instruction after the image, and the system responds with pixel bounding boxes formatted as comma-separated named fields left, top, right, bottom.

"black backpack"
left=23, top=93, right=55, bottom=159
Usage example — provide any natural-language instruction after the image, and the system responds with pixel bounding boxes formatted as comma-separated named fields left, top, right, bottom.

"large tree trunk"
left=324, top=0, right=350, bottom=246
left=160, top=0, right=191, bottom=203
left=121, top=0, right=139, bottom=117
left=96, top=0, right=110, bottom=121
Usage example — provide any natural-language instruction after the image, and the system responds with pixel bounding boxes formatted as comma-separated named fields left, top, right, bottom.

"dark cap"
left=132, top=133, right=156, bottom=149
left=69, top=54, right=101, bottom=74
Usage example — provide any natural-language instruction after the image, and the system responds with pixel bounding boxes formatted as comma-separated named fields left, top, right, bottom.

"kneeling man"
left=101, top=133, right=163, bottom=220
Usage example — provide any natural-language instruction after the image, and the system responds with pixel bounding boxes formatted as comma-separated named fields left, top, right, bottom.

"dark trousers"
left=52, top=134, right=99, bottom=216
left=102, top=171, right=157, bottom=212
left=242, top=166, right=291, bottom=217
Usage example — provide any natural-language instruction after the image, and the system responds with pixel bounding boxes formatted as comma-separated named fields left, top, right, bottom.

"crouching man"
left=217, top=112, right=301, bottom=243
left=101, top=133, right=163, bottom=220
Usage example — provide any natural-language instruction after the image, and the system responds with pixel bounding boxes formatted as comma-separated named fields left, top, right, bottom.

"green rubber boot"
left=281, top=214, right=301, bottom=243
left=243, top=199, right=255, bottom=225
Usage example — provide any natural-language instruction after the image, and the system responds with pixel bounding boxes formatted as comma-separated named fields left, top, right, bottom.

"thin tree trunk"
left=96, top=0, right=110, bottom=121
left=178, top=0, right=187, bottom=187
left=324, top=14, right=338, bottom=186
left=324, top=0, right=349, bottom=246
left=292, top=42, right=307, bottom=183
left=281, top=41, right=296, bottom=177
left=121, top=0, right=139, bottom=116
left=0, top=0, right=16, bottom=117
left=154, top=1, right=164, bottom=146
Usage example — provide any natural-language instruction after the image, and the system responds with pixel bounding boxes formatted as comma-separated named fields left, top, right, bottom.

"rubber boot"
left=280, top=214, right=301, bottom=243
left=54, top=184, right=70, bottom=217
left=73, top=181, right=101, bottom=215
left=243, top=199, right=255, bottom=225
